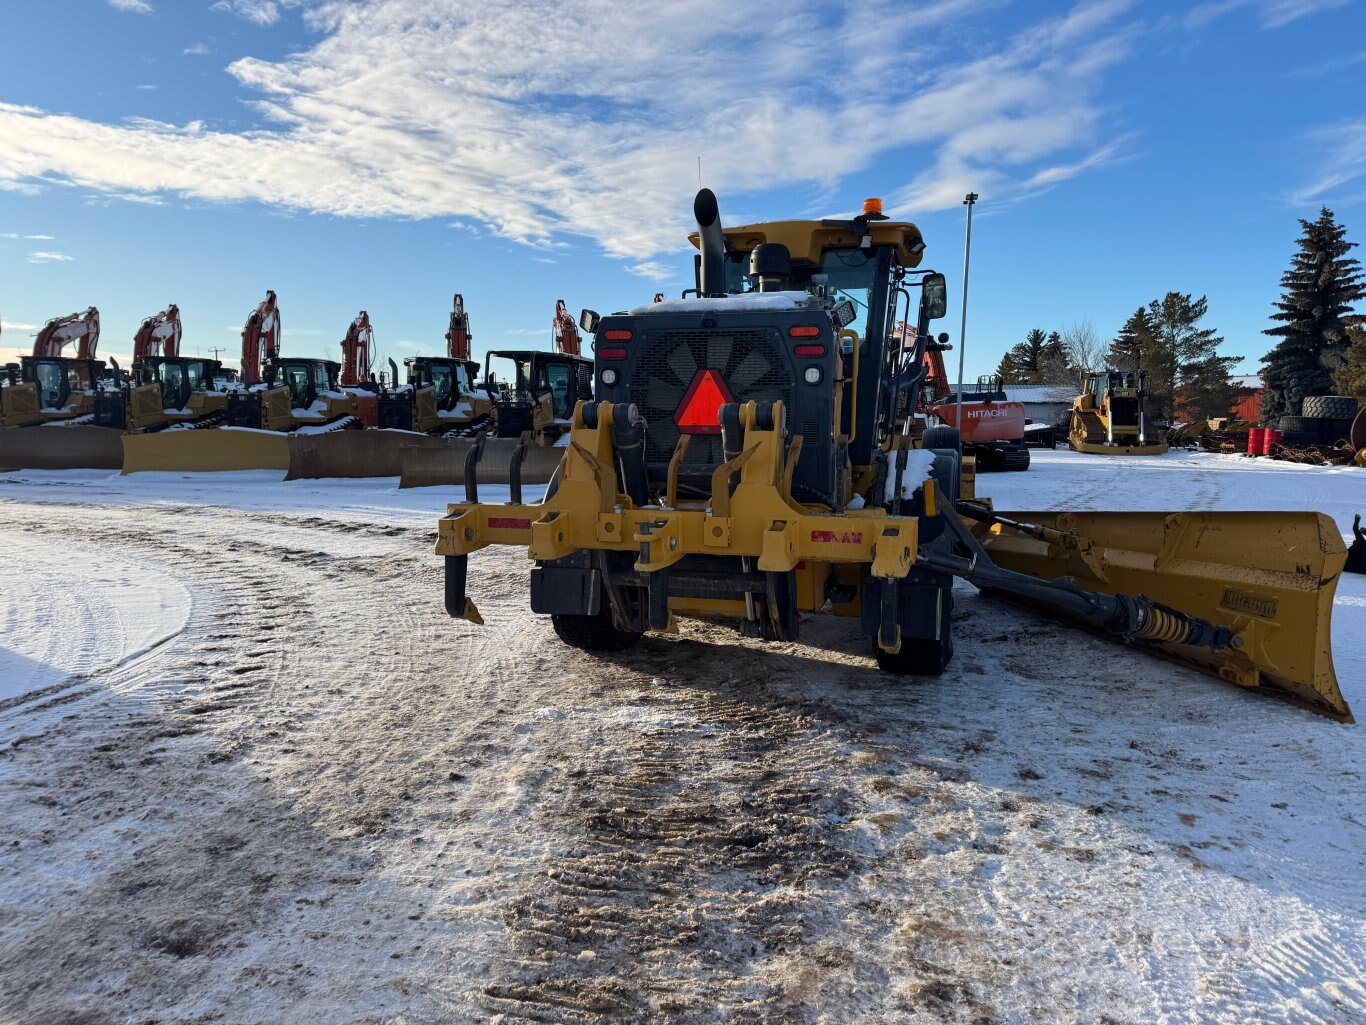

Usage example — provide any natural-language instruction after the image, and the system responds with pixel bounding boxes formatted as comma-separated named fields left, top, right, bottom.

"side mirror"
left=579, top=309, right=600, bottom=334
left=920, top=273, right=948, bottom=321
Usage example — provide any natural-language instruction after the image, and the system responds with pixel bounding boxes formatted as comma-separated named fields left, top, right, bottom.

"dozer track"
left=1074, top=409, right=1107, bottom=445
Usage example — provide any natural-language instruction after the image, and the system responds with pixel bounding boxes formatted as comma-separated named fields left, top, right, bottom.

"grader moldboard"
left=435, top=189, right=1347, bottom=722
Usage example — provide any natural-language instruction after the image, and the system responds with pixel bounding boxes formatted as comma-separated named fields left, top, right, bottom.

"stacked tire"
left=1279, top=396, right=1360, bottom=446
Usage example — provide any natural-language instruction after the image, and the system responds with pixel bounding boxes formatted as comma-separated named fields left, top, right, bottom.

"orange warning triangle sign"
left=674, top=368, right=735, bottom=434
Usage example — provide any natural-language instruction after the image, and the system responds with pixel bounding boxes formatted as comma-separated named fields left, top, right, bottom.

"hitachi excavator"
left=0, top=307, right=124, bottom=470
left=1069, top=369, right=1169, bottom=455
left=432, top=189, right=1350, bottom=724
left=909, top=324, right=1029, bottom=471
left=121, top=291, right=360, bottom=473
left=94, top=305, right=232, bottom=434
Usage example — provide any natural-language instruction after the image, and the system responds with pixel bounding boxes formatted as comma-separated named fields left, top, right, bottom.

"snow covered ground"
left=0, top=449, right=1362, bottom=1024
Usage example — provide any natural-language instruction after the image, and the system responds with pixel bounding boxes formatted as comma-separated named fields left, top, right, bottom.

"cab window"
left=546, top=363, right=573, bottom=418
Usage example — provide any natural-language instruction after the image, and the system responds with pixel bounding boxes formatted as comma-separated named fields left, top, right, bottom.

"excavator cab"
left=1, top=356, right=106, bottom=427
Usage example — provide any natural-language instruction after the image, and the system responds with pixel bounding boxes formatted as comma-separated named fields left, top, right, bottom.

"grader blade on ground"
left=971, top=509, right=1351, bottom=722
left=0, top=425, right=124, bottom=471
left=397, top=438, right=563, bottom=489
left=121, top=427, right=291, bottom=474
left=285, top=429, right=450, bottom=480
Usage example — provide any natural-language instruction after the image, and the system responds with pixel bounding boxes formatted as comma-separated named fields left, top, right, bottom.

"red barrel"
left=1247, top=427, right=1266, bottom=455
left=1261, top=427, right=1282, bottom=455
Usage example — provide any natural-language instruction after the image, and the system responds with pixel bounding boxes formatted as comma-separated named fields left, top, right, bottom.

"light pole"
left=955, top=192, right=978, bottom=433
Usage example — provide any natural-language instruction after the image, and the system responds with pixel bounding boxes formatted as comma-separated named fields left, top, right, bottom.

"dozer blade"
left=121, top=427, right=291, bottom=474
left=285, top=429, right=450, bottom=480
left=398, top=437, right=564, bottom=489
left=0, top=425, right=124, bottom=471
left=976, top=510, right=1351, bottom=722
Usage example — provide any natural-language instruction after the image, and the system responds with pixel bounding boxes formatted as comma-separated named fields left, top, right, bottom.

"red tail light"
left=789, top=325, right=821, bottom=337
left=794, top=344, right=826, bottom=357
left=603, top=329, right=632, bottom=341
left=600, top=348, right=628, bottom=359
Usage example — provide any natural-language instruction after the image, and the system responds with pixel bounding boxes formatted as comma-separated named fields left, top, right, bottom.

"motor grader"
left=1069, top=369, right=1168, bottom=455
left=432, top=189, right=1351, bottom=722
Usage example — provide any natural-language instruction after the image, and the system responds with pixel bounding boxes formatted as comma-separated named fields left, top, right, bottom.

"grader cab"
left=434, top=190, right=1350, bottom=722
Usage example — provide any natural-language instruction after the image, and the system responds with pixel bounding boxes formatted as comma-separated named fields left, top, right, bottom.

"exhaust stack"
left=694, top=189, right=727, bottom=297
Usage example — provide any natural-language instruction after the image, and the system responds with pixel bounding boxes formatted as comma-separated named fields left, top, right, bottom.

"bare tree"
left=1061, top=320, right=1103, bottom=383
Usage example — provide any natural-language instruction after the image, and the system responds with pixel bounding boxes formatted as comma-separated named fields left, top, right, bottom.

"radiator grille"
left=633, top=327, right=791, bottom=468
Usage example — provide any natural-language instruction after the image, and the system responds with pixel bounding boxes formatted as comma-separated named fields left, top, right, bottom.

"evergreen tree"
left=1261, top=208, right=1365, bottom=418
left=1037, top=330, right=1076, bottom=385
left=1108, top=295, right=1240, bottom=421
left=996, top=328, right=1049, bottom=383
left=1108, top=308, right=1157, bottom=373
left=1333, top=324, right=1366, bottom=404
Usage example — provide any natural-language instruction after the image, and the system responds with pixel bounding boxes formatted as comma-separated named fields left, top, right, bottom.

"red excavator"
left=133, top=304, right=182, bottom=359
left=552, top=298, right=582, bottom=356
left=904, top=322, right=1029, bottom=472
left=240, top=290, right=282, bottom=387
left=340, top=311, right=373, bottom=387
left=94, top=305, right=234, bottom=435
left=1, top=307, right=107, bottom=428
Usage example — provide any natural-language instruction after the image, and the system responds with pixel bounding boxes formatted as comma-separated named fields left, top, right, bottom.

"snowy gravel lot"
left=1, top=448, right=1363, bottom=1024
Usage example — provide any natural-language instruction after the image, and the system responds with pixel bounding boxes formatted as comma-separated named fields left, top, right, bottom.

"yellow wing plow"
left=962, top=505, right=1351, bottom=722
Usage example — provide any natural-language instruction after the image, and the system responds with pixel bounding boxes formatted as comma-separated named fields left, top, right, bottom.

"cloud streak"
left=28, top=251, right=75, bottom=263
left=1, top=0, right=1140, bottom=263
left=1288, top=119, right=1366, bottom=206
left=109, top=0, right=154, bottom=13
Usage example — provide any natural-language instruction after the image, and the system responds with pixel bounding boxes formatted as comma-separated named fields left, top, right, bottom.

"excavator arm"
left=33, top=307, right=100, bottom=359
left=240, top=290, right=280, bottom=385
left=133, top=305, right=182, bottom=360
left=553, top=298, right=581, bottom=356
left=446, top=294, right=472, bottom=361
left=340, top=311, right=373, bottom=387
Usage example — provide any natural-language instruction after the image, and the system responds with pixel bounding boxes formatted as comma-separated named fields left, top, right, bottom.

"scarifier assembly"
left=434, top=189, right=1352, bottom=722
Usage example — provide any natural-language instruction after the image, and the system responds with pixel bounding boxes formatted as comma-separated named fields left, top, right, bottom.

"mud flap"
left=0, top=425, right=124, bottom=470
left=398, top=438, right=564, bottom=489
left=977, top=510, right=1351, bottom=721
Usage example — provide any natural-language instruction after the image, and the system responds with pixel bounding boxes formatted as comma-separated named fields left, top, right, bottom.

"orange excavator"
left=1, top=307, right=107, bottom=428
left=377, top=293, right=491, bottom=434
left=94, top=305, right=231, bottom=434
left=906, top=322, right=1030, bottom=472
left=340, top=311, right=373, bottom=387
left=133, top=304, right=182, bottom=359
left=240, top=290, right=281, bottom=387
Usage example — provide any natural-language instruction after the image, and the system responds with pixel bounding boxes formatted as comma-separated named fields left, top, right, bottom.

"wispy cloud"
left=28, top=251, right=75, bottom=264
left=211, top=0, right=297, bottom=25
left=0, top=0, right=1143, bottom=264
left=1, top=320, right=38, bottom=331
left=109, top=0, right=154, bottom=13
left=1184, top=0, right=1350, bottom=29
left=183, top=43, right=210, bottom=56
left=1289, top=48, right=1366, bottom=77
left=135, top=84, right=159, bottom=91
left=1288, top=119, right=1366, bottom=206
left=1, top=233, right=55, bottom=240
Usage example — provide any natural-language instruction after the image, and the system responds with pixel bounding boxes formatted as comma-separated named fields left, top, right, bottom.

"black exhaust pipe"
left=694, top=188, right=727, bottom=297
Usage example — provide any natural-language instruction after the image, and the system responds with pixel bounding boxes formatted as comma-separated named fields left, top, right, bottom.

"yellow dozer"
left=397, top=349, right=592, bottom=489
left=121, top=357, right=360, bottom=473
left=431, top=191, right=1351, bottom=723
left=0, top=356, right=124, bottom=470
left=1070, top=369, right=1169, bottom=455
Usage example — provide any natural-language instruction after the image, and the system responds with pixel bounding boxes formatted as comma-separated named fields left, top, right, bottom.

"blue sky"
left=2, top=0, right=1364, bottom=379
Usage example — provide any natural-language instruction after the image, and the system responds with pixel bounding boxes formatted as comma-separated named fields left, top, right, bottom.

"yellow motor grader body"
left=433, top=190, right=1350, bottom=723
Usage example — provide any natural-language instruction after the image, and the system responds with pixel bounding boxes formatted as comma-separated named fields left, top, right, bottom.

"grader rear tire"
left=552, top=608, right=643, bottom=651
left=875, top=634, right=953, bottom=676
